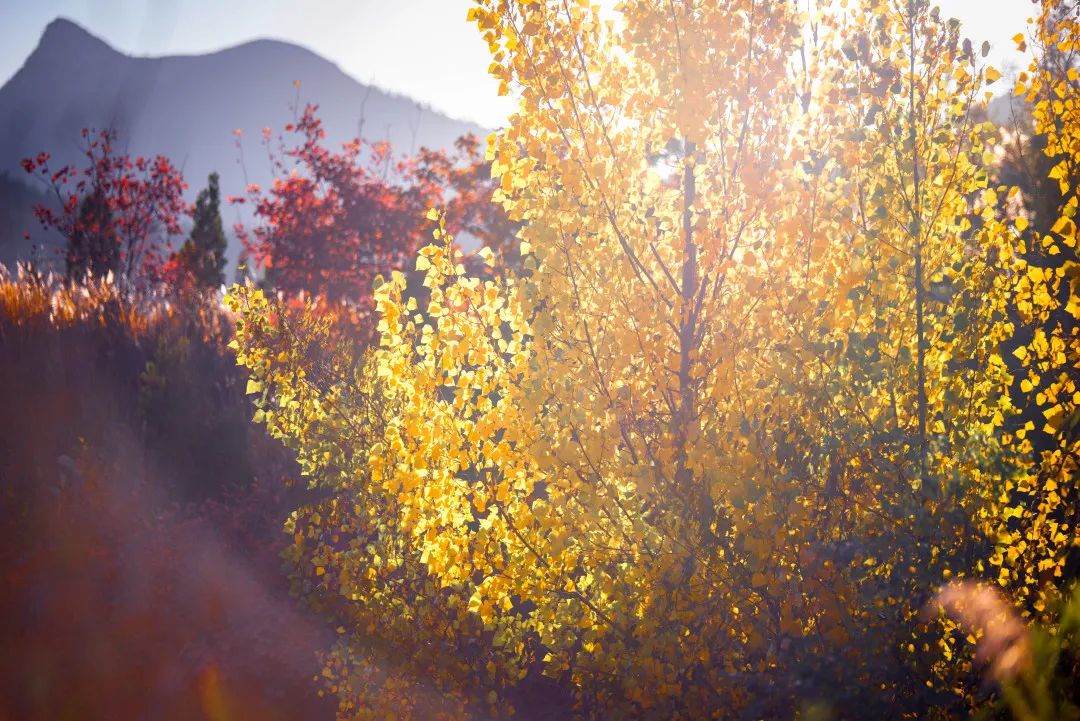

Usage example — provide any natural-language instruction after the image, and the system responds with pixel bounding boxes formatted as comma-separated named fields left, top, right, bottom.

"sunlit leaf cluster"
left=228, top=1, right=1080, bottom=718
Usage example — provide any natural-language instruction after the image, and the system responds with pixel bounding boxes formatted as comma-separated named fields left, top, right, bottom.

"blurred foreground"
left=0, top=270, right=335, bottom=721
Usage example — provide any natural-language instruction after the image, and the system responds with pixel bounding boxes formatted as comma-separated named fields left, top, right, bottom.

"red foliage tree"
left=22, top=128, right=189, bottom=285
left=234, top=106, right=515, bottom=322
left=417, top=134, right=521, bottom=269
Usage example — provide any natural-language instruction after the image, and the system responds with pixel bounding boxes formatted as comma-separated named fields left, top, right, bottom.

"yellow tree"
left=452, top=0, right=815, bottom=715
left=226, top=283, right=535, bottom=721
left=227, top=0, right=1058, bottom=718
left=367, top=0, right=1014, bottom=716
left=744, top=0, right=1026, bottom=709
left=986, top=0, right=1080, bottom=620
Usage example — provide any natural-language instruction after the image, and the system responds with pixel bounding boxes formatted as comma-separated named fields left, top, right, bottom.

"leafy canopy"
left=227, top=1, right=1080, bottom=718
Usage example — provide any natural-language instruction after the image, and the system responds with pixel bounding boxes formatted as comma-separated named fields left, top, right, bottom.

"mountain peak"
left=42, top=16, right=82, bottom=33
left=36, top=17, right=116, bottom=56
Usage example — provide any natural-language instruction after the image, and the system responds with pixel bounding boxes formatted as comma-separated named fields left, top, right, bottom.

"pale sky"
left=0, top=0, right=1034, bottom=129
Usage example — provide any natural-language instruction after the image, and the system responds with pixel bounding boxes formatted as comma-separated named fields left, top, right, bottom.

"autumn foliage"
left=4, top=0, right=1080, bottom=719
left=234, top=106, right=515, bottom=338
left=21, top=128, right=189, bottom=284
left=4, top=75, right=517, bottom=721
left=223, top=1, right=1080, bottom=720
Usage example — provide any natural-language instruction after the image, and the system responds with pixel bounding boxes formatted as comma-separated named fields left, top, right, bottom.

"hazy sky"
left=0, top=0, right=1035, bottom=129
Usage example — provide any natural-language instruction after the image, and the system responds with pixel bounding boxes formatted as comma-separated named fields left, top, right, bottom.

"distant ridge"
left=0, top=18, right=488, bottom=267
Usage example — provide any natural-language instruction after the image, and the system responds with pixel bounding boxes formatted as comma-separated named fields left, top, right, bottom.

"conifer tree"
left=175, top=173, right=228, bottom=290
left=66, top=184, right=118, bottom=280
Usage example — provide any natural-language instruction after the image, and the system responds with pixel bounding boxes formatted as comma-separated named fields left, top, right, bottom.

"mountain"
left=0, top=172, right=60, bottom=269
left=0, top=18, right=487, bottom=269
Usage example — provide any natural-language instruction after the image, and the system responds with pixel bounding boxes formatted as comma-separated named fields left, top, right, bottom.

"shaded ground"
left=0, top=292, right=337, bottom=721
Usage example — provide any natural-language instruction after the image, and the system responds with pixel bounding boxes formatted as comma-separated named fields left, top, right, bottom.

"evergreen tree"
left=175, top=173, right=227, bottom=289
left=67, top=185, right=118, bottom=280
